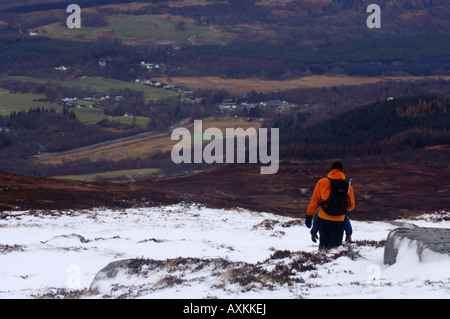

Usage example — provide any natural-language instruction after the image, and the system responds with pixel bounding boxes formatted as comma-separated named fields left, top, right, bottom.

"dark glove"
left=345, top=235, right=352, bottom=243
left=305, top=215, right=312, bottom=228
left=311, top=234, right=318, bottom=243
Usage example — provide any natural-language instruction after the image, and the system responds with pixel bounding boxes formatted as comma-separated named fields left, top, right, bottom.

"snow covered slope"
left=1, top=204, right=449, bottom=299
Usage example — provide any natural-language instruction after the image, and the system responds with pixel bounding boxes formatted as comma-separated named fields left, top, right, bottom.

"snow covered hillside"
left=1, top=203, right=450, bottom=299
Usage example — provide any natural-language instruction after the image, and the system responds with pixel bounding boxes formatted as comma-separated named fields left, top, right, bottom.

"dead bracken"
left=81, top=244, right=374, bottom=299
left=0, top=244, right=25, bottom=254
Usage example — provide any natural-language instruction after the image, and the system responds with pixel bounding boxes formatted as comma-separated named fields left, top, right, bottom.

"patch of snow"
left=0, top=204, right=449, bottom=299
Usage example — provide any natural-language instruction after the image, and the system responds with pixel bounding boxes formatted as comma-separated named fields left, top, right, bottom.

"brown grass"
left=36, top=119, right=262, bottom=165
left=154, top=75, right=450, bottom=95
left=36, top=131, right=173, bottom=165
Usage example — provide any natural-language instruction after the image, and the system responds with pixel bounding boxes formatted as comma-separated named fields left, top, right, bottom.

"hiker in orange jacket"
left=305, top=162, right=355, bottom=250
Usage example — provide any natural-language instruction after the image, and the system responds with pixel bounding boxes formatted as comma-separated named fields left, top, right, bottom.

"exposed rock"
left=384, top=227, right=450, bottom=265
left=89, top=258, right=165, bottom=293
left=387, top=221, right=418, bottom=229
left=41, top=233, right=89, bottom=244
left=90, top=259, right=130, bottom=290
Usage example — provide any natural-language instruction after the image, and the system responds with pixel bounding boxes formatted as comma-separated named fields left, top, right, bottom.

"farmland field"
left=35, top=131, right=174, bottom=165
left=153, top=75, right=450, bottom=95
left=0, top=93, right=50, bottom=115
left=53, top=168, right=164, bottom=182
left=36, top=14, right=227, bottom=45
left=35, top=118, right=262, bottom=165
left=7, top=76, right=177, bottom=102
left=0, top=91, right=150, bottom=127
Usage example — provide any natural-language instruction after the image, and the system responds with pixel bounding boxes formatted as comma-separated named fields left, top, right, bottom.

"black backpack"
left=320, top=178, right=350, bottom=216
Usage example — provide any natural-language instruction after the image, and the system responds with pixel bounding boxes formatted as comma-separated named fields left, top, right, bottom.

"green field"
left=0, top=75, right=178, bottom=128
left=0, top=91, right=150, bottom=127
left=39, top=14, right=214, bottom=45
left=53, top=168, right=163, bottom=182
left=0, top=92, right=50, bottom=116
left=8, top=76, right=177, bottom=102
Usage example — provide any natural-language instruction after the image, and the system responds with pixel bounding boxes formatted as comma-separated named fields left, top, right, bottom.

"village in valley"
left=58, top=61, right=297, bottom=119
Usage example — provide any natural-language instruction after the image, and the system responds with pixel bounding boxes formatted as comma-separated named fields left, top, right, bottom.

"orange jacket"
left=307, top=169, right=355, bottom=222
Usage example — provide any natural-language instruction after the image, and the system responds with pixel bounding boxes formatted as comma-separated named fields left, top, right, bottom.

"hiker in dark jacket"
left=305, top=162, right=355, bottom=250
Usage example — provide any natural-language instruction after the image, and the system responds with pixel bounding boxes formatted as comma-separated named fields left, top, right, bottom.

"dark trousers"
left=317, top=217, right=345, bottom=250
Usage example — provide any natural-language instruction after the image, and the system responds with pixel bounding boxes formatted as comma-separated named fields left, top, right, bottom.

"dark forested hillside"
left=0, top=37, right=141, bottom=80
left=280, top=94, right=450, bottom=161
left=170, top=33, right=450, bottom=78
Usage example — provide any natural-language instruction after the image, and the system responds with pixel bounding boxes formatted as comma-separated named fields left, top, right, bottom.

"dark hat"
left=331, top=161, right=343, bottom=171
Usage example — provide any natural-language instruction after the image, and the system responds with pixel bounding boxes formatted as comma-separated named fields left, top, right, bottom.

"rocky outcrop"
left=89, top=259, right=139, bottom=292
left=384, top=227, right=450, bottom=265
left=41, top=233, right=89, bottom=244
